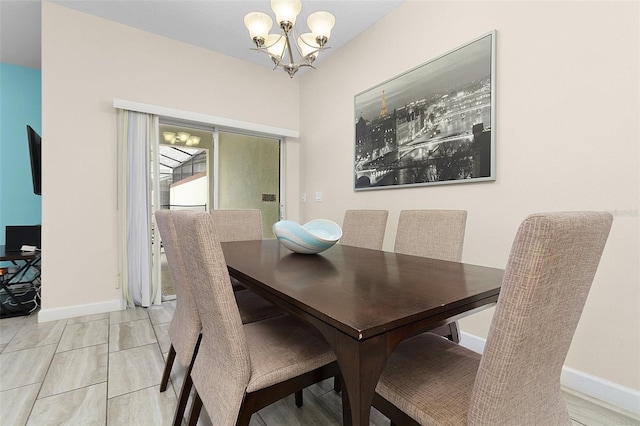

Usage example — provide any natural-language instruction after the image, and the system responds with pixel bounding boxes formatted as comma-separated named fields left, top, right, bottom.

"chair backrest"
left=340, top=209, right=389, bottom=250
left=468, top=212, right=613, bottom=425
left=210, top=209, right=263, bottom=242
left=394, top=210, right=467, bottom=261
left=154, top=210, right=202, bottom=367
left=172, top=210, right=251, bottom=425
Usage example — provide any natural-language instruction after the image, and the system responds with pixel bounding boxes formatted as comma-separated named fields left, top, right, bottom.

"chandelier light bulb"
left=177, top=132, right=190, bottom=143
left=163, top=132, right=176, bottom=143
left=266, top=34, right=286, bottom=59
left=307, top=11, right=335, bottom=45
left=244, top=12, right=273, bottom=45
left=297, top=33, right=319, bottom=60
left=271, top=0, right=302, bottom=28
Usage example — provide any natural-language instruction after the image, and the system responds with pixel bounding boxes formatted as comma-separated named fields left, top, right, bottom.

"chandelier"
left=162, top=131, right=200, bottom=146
left=244, top=0, right=335, bottom=78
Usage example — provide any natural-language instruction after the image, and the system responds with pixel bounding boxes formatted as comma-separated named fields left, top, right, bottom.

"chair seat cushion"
left=244, top=315, right=336, bottom=392
left=376, top=332, right=481, bottom=426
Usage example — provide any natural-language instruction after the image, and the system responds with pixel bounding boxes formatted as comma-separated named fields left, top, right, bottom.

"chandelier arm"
left=251, top=47, right=286, bottom=67
left=292, top=26, right=312, bottom=65
left=282, top=28, right=296, bottom=70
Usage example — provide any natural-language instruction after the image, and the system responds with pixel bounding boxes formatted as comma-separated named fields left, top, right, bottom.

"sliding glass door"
left=155, top=124, right=282, bottom=298
left=216, top=131, right=281, bottom=239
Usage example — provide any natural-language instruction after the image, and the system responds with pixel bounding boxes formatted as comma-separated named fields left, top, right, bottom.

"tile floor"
left=1, top=301, right=638, bottom=425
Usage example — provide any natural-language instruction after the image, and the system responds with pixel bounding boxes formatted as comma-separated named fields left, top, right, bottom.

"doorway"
left=155, top=124, right=282, bottom=299
left=156, top=123, right=212, bottom=299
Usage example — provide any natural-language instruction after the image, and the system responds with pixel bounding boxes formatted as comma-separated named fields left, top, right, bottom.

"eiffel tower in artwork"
left=379, top=90, right=388, bottom=118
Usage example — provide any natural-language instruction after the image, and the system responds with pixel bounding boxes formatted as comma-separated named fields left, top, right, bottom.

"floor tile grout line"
left=34, top=319, right=66, bottom=397
left=104, top=309, right=162, bottom=417
left=24, top=379, right=44, bottom=423
left=31, top=380, right=109, bottom=401
left=54, top=339, right=109, bottom=355
left=106, top=382, right=169, bottom=401
left=148, top=306, right=181, bottom=404
left=1, top=318, right=64, bottom=354
left=11, top=312, right=60, bottom=424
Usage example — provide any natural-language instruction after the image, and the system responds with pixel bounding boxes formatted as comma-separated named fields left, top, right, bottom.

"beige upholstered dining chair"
left=394, top=209, right=468, bottom=342
left=155, top=210, right=202, bottom=425
left=340, top=209, right=389, bottom=250
left=210, top=209, right=264, bottom=292
left=210, top=209, right=263, bottom=241
left=394, top=209, right=467, bottom=261
left=155, top=210, right=283, bottom=425
left=171, top=210, right=340, bottom=426
left=210, top=208, right=311, bottom=407
left=373, top=211, right=613, bottom=426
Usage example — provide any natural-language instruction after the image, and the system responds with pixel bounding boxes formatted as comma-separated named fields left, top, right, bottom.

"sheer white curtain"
left=117, top=109, right=161, bottom=308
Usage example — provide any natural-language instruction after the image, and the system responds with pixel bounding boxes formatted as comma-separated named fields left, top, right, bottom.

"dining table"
left=220, top=239, right=504, bottom=426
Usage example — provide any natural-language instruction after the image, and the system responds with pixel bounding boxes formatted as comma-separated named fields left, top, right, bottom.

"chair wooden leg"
left=173, top=370, right=194, bottom=426
left=187, top=391, right=203, bottom=426
left=295, top=390, right=303, bottom=407
left=449, top=321, right=460, bottom=343
left=160, top=344, right=176, bottom=392
left=333, top=374, right=342, bottom=393
left=173, top=334, right=202, bottom=426
left=236, top=394, right=256, bottom=426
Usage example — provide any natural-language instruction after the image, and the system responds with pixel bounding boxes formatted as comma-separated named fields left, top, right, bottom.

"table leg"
left=333, top=331, right=388, bottom=426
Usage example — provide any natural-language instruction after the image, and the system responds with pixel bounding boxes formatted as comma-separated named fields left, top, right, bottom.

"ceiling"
left=0, top=0, right=404, bottom=71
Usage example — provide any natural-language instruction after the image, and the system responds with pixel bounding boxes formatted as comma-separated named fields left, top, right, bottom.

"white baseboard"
left=459, top=331, right=640, bottom=416
left=561, top=366, right=640, bottom=416
left=459, top=330, right=487, bottom=354
left=38, top=299, right=124, bottom=323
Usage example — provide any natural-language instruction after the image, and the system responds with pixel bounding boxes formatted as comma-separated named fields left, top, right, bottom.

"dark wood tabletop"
left=221, top=240, right=504, bottom=426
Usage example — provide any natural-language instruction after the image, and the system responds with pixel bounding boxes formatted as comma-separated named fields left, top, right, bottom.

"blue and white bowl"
left=273, top=219, right=342, bottom=254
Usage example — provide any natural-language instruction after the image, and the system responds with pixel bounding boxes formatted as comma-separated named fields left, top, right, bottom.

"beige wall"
left=40, top=3, right=300, bottom=312
left=298, top=1, right=639, bottom=391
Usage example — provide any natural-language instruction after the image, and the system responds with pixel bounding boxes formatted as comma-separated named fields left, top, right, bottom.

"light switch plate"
left=315, top=192, right=323, bottom=202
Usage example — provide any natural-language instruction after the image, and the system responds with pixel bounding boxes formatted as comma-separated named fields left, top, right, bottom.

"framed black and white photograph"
left=354, top=31, right=496, bottom=190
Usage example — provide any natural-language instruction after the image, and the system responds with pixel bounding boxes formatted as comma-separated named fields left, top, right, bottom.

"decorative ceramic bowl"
left=273, top=219, right=342, bottom=254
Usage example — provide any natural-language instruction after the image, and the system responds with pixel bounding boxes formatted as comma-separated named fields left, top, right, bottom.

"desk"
left=0, top=245, right=41, bottom=317
left=221, top=240, right=503, bottom=426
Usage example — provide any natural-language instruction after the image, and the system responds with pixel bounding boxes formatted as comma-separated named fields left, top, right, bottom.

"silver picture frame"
left=354, top=31, right=496, bottom=190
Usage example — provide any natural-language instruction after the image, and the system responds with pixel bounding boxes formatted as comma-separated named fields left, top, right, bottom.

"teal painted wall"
left=0, top=63, right=42, bottom=247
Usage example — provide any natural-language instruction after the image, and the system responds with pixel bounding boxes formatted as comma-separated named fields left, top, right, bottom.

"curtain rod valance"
left=113, top=98, right=299, bottom=139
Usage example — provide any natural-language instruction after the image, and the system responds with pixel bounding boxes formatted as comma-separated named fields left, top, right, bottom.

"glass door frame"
left=213, top=127, right=285, bottom=221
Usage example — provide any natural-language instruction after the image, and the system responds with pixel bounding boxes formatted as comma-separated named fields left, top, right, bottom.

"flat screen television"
left=26, top=125, right=42, bottom=195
